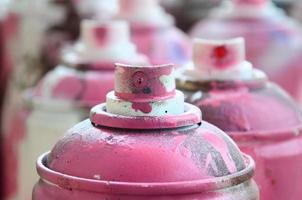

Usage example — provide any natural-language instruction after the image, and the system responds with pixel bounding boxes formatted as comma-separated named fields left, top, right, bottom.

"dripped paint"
left=190, top=4, right=302, bottom=104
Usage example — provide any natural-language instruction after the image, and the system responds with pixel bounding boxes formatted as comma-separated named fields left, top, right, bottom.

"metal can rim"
left=36, top=152, right=255, bottom=195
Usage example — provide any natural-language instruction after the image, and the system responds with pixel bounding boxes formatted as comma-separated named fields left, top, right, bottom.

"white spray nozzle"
left=80, top=20, right=130, bottom=50
left=193, top=37, right=245, bottom=71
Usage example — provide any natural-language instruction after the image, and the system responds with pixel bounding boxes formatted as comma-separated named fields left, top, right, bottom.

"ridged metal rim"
left=36, top=153, right=255, bottom=195
left=90, top=103, right=202, bottom=129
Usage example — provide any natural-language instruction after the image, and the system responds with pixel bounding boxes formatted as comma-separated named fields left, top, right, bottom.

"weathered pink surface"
left=190, top=1, right=302, bottom=102
left=33, top=118, right=258, bottom=199
left=33, top=63, right=259, bottom=199
left=187, top=80, right=302, bottom=200
left=33, top=130, right=257, bottom=200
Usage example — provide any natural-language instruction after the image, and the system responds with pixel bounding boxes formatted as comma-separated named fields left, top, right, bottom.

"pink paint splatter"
left=132, top=102, right=152, bottom=114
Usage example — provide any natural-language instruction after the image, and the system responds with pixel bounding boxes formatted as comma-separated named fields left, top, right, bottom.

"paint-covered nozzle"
left=62, top=20, right=148, bottom=69
left=106, top=63, right=185, bottom=116
left=183, top=38, right=266, bottom=81
left=31, top=20, right=148, bottom=107
left=193, top=38, right=245, bottom=71
left=118, top=0, right=173, bottom=26
left=80, top=20, right=129, bottom=50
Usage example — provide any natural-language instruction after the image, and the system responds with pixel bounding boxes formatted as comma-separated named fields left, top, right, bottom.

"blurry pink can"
left=190, top=0, right=302, bottom=104
left=177, top=38, right=302, bottom=200
left=33, top=63, right=259, bottom=200
left=5, top=20, right=147, bottom=200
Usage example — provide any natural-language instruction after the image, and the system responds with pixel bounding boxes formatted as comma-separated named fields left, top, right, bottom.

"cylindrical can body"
left=238, top=136, right=302, bottom=200
left=183, top=81, right=302, bottom=200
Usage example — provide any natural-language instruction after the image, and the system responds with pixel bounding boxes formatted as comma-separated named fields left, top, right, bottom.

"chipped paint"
left=159, top=69, right=175, bottom=93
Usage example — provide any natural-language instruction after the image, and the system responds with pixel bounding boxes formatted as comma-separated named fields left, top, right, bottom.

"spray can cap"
left=105, top=63, right=185, bottom=117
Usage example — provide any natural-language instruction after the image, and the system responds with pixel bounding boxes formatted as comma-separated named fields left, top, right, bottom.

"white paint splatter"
left=159, top=70, right=175, bottom=92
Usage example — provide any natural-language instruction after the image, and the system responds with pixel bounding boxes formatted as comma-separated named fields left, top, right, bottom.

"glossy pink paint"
left=33, top=64, right=259, bottom=199
left=186, top=79, right=302, bottom=200
left=190, top=0, right=302, bottom=103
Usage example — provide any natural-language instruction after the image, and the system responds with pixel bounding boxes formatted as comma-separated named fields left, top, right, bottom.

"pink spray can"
left=190, top=0, right=302, bottom=104
left=4, top=19, right=147, bottom=200
left=177, top=38, right=302, bottom=200
left=33, top=63, right=259, bottom=200
left=118, top=0, right=191, bottom=66
left=40, top=0, right=120, bottom=76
